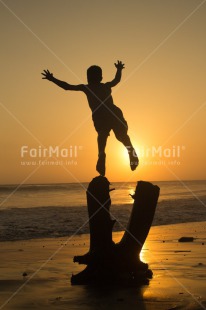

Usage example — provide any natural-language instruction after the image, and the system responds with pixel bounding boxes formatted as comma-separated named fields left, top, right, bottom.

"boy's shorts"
left=92, top=105, right=128, bottom=138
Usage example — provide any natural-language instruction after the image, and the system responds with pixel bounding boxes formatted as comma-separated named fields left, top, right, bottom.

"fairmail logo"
left=137, top=145, right=185, bottom=159
left=20, top=145, right=82, bottom=158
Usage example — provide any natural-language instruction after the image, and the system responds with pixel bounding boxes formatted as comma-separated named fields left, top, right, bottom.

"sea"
left=0, top=180, right=206, bottom=241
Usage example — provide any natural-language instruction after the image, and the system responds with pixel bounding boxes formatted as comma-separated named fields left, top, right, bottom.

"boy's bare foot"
left=129, top=148, right=139, bottom=171
left=96, top=153, right=106, bottom=176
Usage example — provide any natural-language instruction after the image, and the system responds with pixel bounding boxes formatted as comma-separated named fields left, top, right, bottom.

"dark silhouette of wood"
left=71, top=176, right=160, bottom=285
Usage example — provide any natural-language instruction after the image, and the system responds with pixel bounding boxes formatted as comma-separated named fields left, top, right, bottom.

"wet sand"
left=0, top=221, right=206, bottom=310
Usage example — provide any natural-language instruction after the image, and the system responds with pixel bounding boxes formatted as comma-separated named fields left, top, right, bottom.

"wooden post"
left=71, top=177, right=160, bottom=285
left=73, top=176, right=115, bottom=266
left=116, top=181, right=160, bottom=274
left=87, top=176, right=115, bottom=251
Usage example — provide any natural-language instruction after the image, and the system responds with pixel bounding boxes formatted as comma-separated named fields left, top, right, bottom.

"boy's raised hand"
left=114, top=60, right=125, bottom=70
left=41, top=69, right=53, bottom=81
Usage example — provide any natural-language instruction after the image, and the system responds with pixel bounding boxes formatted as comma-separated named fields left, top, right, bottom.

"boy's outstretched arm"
left=41, top=69, right=83, bottom=91
left=107, top=60, right=125, bottom=87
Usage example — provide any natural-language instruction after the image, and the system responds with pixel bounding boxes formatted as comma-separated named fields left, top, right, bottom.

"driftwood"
left=71, top=176, right=160, bottom=285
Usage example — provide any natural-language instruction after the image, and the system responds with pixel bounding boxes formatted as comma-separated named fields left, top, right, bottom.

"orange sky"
left=0, top=0, right=206, bottom=184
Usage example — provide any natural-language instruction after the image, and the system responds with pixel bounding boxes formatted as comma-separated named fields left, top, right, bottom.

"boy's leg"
left=117, top=133, right=139, bottom=171
left=111, top=107, right=139, bottom=171
left=97, top=131, right=108, bottom=155
left=96, top=131, right=109, bottom=176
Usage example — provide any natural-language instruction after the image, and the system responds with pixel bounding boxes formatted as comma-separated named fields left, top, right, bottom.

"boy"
left=41, top=60, right=138, bottom=176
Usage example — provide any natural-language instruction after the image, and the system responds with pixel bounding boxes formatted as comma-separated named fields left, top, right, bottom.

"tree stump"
left=71, top=176, right=160, bottom=285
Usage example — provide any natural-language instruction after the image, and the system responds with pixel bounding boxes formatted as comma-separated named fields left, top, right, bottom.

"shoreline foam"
left=1, top=201, right=206, bottom=241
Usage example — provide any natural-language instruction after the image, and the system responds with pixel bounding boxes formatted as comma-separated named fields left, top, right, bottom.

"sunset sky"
left=0, top=0, right=206, bottom=184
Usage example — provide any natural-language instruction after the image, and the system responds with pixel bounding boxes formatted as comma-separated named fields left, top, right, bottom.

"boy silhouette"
left=41, top=61, right=138, bottom=176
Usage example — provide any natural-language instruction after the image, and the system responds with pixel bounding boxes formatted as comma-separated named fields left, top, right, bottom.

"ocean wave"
left=1, top=196, right=206, bottom=241
left=0, top=183, right=85, bottom=192
left=1, top=181, right=206, bottom=241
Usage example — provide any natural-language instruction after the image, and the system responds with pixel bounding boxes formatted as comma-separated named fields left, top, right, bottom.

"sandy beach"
left=0, top=221, right=206, bottom=310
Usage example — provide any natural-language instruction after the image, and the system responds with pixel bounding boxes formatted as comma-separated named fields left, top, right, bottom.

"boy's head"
left=87, top=65, right=102, bottom=84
